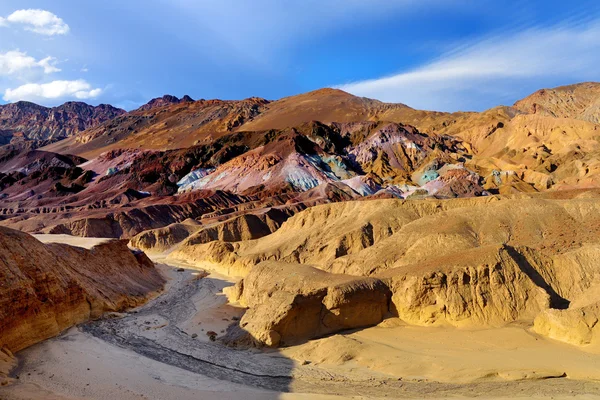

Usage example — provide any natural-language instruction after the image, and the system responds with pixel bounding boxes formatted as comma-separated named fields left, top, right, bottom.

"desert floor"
left=1, top=235, right=600, bottom=400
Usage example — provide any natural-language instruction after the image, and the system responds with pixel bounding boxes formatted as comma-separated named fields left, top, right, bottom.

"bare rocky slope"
left=0, top=101, right=125, bottom=143
left=2, top=83, right=600, bottom=245
left=44, top=97, right=271, bottom=159
left=37, top=83, right=600, bottom=196
left=0, top=226, right=165, bottom=384
left=0, top=120, right=481, bottom=238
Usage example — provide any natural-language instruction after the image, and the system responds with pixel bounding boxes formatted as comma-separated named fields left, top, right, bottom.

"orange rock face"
left=0, top=226, right=165, bottom=353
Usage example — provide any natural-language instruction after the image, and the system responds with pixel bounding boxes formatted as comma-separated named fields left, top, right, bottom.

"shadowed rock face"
left=0, top=226, right=165, bottom=354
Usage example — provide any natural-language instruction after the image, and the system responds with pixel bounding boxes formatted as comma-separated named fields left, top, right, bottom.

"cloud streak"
left=166, top=0, right=457, bottom=66
left=337, top=19, right=600, bottom=111
left=3, top=80, right=102, bottom=103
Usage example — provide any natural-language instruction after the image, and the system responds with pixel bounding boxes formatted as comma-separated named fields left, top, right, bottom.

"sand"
left=2, top=234, right=600, bottom=399
left=3, top=329, right=272, bottom=400
left=281, top=320, right=600, bottom=384
left=32, top=234, right=111, bottom=249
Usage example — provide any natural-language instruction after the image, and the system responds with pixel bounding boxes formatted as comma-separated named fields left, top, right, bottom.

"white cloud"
left=0, top=50, right=61, bottom=76
left=337, top=19, right=600, bottom=111
left=3, top=80, right=102, bottom=103
left=38, top=57, right=61, bottom=74
left=3, top=9, right=69, bottom=36
left=0, top=11, right=105, bottom=105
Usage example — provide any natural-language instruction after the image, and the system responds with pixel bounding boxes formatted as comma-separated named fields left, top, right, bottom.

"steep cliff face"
left=0, top=226, right=165, bottom=355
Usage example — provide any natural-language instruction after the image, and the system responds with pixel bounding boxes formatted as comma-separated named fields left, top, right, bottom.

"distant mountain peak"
left=181, top=95, right=194, bottom=103
left=136, top=94, right=195, bottom=112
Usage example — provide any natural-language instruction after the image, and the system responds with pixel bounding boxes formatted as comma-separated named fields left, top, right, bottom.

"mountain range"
left=1, top=82, right=600, bottom=238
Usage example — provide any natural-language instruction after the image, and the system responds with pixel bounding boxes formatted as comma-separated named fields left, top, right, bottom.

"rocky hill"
left=44, top=96, right=270, bottom=158
left=38, top=84, right=597, bottom=162
left=0, top=119, right=482, bottom=238
left=514, top=82, right=600, bottom=123
left=0, top=101, right=126, bottom=167
left=0, top=101, right=125, bottom=143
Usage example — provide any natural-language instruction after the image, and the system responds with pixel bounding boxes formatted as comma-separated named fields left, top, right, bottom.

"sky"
left=0, top=0, right=599, bottom=112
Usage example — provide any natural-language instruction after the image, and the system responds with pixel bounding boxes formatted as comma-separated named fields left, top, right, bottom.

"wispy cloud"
left=2, top=9, right=69, bottom=36
left=165, top=0, right=458, bottom=65
left=337, top=18, right=600, bottom=111
left=3, top=80, right=102, bottom=103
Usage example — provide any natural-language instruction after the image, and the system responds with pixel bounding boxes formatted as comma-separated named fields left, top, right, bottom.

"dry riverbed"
left=1, top=235, right=600, bottom=399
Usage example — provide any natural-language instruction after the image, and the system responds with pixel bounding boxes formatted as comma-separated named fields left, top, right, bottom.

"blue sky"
left=0, top=0, right=599, bottom=111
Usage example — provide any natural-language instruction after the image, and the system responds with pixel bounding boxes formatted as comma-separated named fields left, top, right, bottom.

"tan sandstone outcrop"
left=532, top=281, right=600, bottom=347
left=0, top=226, right=165, bottom=357
left=129, top=219, right=202, bottom=253
left=378, top=245, right=550, bottom=327
left=0, top=346, right=14, bottom=386
left=533, top=302, right=600, bottom=346
left=174, top=195, right=600, bottom=347
left=224, top=261, right=391, bottom=347
left=222, top=246, right=555, bottom=347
